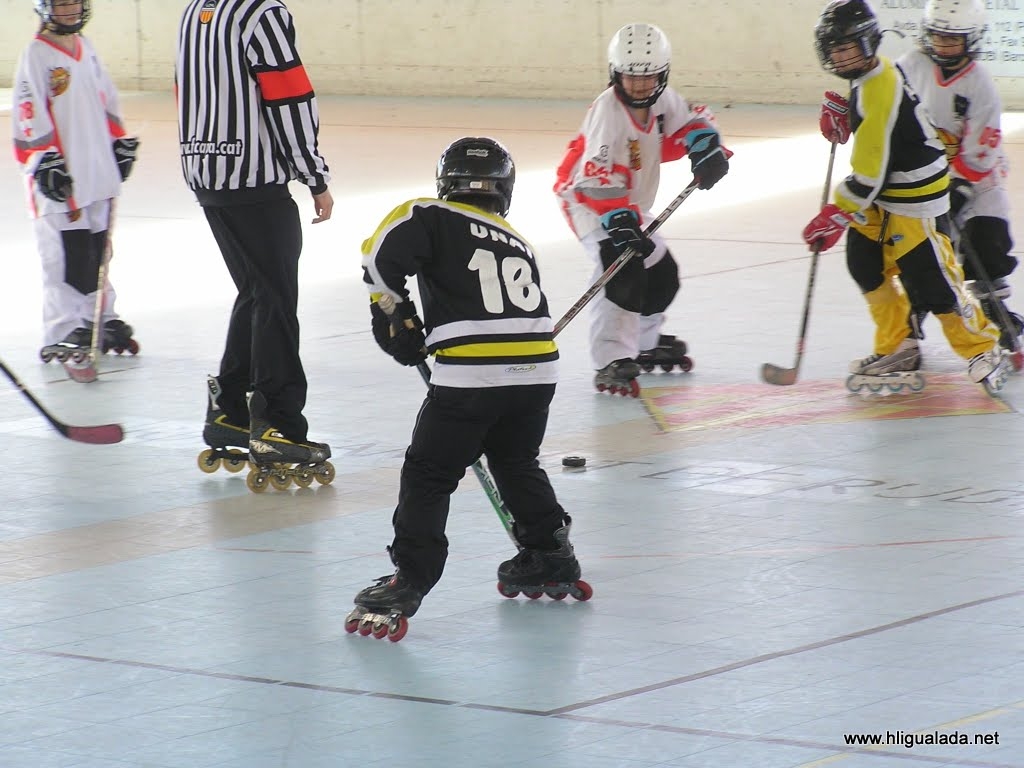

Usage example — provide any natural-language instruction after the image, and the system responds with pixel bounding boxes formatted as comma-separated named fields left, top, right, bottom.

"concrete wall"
left=2, top=0, right=1024, bottom=107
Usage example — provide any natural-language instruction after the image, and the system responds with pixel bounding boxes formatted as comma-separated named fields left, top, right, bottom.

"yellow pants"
left=846, top=207, right=998, bottom=359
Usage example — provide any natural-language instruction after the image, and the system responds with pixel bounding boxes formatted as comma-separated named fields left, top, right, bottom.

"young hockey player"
left=554, top=22, right=730, bottom=397
left=808, top=0, right=1007, bottom=395
left=896, top=0, right=1023, bottom=366
left=349, top=137, right=588, bottom=641
left=13, top=0, right=139, bottom=381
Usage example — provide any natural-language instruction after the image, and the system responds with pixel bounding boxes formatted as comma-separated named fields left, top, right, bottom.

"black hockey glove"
left=33, top=151, right=73, bottom=203
left=113, top=137, right=140, bottom=181
left=686, top=129, right=729, bottom=190
left=949, top=177, right=974, bottom=219
left=600, top=208, right=655, bottom=258
left=370, top=299, right=428, bottom=367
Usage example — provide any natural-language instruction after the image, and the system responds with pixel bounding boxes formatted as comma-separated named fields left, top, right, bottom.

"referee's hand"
left=312, top=188, right=333, bottom=224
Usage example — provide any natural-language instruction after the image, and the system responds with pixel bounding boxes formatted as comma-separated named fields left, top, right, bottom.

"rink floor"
left=0, top=92, right=1022, bottom=768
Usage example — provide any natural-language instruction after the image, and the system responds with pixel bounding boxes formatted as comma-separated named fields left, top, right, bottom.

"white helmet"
left=921, top=0, right=986, bottom=66
left=34, top=0, right=91, bottom=34
left=607, top=23, right=671, bottom=108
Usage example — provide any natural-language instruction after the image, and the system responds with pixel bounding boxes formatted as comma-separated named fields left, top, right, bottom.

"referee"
left=176, top=0, right=333, bottom=460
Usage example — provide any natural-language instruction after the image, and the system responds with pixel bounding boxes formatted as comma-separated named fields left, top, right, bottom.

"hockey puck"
left=561, top=456, right=586, bottom=468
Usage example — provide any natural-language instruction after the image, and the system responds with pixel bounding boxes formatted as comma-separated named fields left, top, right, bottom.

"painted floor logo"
left=639, top=374, right=1012, bottom=433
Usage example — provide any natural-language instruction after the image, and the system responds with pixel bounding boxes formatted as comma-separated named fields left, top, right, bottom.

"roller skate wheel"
left=371, top=622, right=390, bottom=640
left=40, top=350, right=55, bottom=363
left=223, top=449, right=248, bottom=472
left=314, top=462, right=336, bottom=486
left=388, top=616, right=409, bottom=642
left=197, top=449, right=222, bottom=474
left=640, top=363, right=655, bottom=373
left=497, top=582, right=519, bottom=599
left=627, top=379, right=640, bottom=398
left=550, top=592, right=567, bottom=601
left=909, top=374, right=926, bottom=392
left=1011, top=351, right=1024, bottom=371
left=573, top=580, right=594, bottom=601
left=344, top=616, right=360, bottom=634
left=246, top=469, right=269, bottom=493
left=358, top=619, right=374, bottom=637
left=126, top=339, right=140, bottom=355
left=679, top=356, right=694, bottom=373
left=293, top=471, right=314, bottom=488
left=595, top=383, right=607, bottom=393
left=270, top=473, right=292, bottom=491
left=524, top=591, right=543, bottom=600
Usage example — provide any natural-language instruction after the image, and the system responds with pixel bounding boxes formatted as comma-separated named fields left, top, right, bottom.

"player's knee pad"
left=641, top=250, right=680, bottom=315
left=599, top=238, right=647, bottom=312
left=896, top=240, right=958, bottom=315
left=961, top=217, right=1017, bottom=282
left=845, top=227, right=885, bottom=294
left=61, top=230, right=103, bottom=295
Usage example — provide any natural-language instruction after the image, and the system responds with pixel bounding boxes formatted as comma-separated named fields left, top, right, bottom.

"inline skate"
left=846, top=339, right=925, bottom=395
left=594, top=358, right=641, bottom=397
left=968, top=347, right=1010, bottom=396
left=971, top=280, right=1023, bottom=371
left=636, top=334, right=693, bottom=373
left=103, top=319, right=140, bottom=355
left=246, top=391, right=334, bottom=492
left=344, top=570, right=423, bottom=642
left=40, top=327, right=97, bottom=383
left=197, top=375, right=251, bottom=475
left=497, top=521, right=592, bottom=602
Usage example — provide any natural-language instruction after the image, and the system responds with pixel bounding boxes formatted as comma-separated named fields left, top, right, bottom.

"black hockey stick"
left=0, top=358, right=124, bottom=444
left=376, top=294, right=519, bottom=548
left=552, top=178, right=701, bottom=336
left=761, top=141, right=838, bottom=386
left=958, top=233, right=1024, bottom=371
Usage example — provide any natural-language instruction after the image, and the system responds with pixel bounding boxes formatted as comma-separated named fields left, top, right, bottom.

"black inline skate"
left=972, top=282, right=1024, bottom=371
left=197, top=375, right=251, bottom=475
left=594, top=358, right=641, bottom=397
left=103, top=319, right=140, bottom=355
left=40, top=326, right=92, bottom=364
left=636, top=334, right=693, bottom=373
left=344, top=569, right=424, bottom=642
left=497, top=520, right=593, bottom=602
left=246, top=391, right=335, bottom=492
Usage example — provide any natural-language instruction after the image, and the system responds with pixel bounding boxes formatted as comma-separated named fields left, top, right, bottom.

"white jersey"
left=897, top=49, right=1008, bottom=194
left=12, top=34, right=126, bottom=218
left=554, top=86, right=709, bottom=239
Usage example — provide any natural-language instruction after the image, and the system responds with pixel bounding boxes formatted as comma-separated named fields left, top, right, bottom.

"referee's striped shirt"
left=176, top=0, right=330, bottom=205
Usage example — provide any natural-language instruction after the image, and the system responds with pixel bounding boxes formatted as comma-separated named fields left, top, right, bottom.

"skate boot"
left=594, top=358, right=641, bottom=397
left=971, top=280, right=1024, bottom=371
left=40, top=327, right=97, bottom=383
left=246, top=391, right=334, bottom=492
left=344, top=570, right=424, bottom=642
left=846, top=338, right=925, bottom=395
left=497, top=520, right=593, bottom=601
left=197, top=375, right=251, bottom=475
left=636, top=334, right=693, bottom=373
left=102, top=319, right=140, bottom=355
left=968, top=347, right=1010, bottom=396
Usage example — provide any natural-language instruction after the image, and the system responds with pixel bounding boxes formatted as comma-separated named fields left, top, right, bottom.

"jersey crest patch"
left=199, top=0, right=217, bottom=24
left=936, top=127, right=960, bottom=161
left=628, top=138, right=642, bottom=171
left=48, top=68, right=69, bottom=98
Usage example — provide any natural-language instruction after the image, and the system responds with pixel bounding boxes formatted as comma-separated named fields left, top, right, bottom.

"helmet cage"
left=814, top=0, right=883, bottom=80
left=608, top=23, right=671, bottom=109
left=34, top=0, right=91, bottom=34
left=921, top=0, right=987, bottom=66
left=436, top=137, right=515, bottom=218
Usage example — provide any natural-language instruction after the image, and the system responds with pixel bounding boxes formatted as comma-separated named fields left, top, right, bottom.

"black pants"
left=391, top=383, right=565, bottom=593
left=203, top=197, right=308, bottom=440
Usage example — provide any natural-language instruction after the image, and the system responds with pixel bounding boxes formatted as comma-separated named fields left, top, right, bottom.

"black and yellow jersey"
left=362, top=198, right=558, bottom=388
left=838, top=56, right=949, bottom=219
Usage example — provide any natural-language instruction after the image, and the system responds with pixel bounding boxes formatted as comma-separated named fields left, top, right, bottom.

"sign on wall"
left=875, top=1, right=1024, bottom=76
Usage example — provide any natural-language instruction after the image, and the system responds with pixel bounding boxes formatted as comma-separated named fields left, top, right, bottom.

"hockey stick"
left=958, top=233, right=1024, bottom=371
left=761, top=141, right=838, bottom=386
left=0, top=358, right=124, bottom=444
left=552, top=178, right=701, bottom=336
left=89, top=199, right=116, bottom=368
left=376, top=294, right=519, bottom=548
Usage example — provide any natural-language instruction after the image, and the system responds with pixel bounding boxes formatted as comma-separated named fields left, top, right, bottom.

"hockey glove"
left=600, top=208, right=655, bottom=258
left=802, top=204, right=857, bottom=252
left=685, top=128, right=729, bottom=190
left=113, top=137, right=140, bottom=181
left=370, top=299, right=428, bottom=367
left=33, top=151, right=73, bottom=203
left=949, top=177, right=974, bottom=219
left=820, top=91, right=851, bottom=145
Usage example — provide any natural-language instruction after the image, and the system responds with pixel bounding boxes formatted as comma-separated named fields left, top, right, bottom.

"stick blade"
left=761, top=363, right=798, bottom=386
left=63, top=423, right=125, bottom=445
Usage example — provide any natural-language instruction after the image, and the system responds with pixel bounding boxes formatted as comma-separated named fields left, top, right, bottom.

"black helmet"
left=814, top=0, right=882, bottom=80
left=34, top=0, right=91, bottom=34
left=436, top=137, right=515, bottom=217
